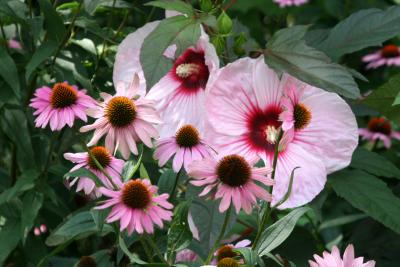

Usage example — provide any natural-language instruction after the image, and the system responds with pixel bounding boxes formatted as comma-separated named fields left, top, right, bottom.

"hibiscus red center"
left=87, top=146, right=111, bottom=170
left=50, top=83, right=77, bottom=108
left=172, top=49, right=209, bottom=93
left=381, top=45, right=399, bottom=58
left=246, top=105, right=282, bottom=153
left=122, top=180, right=151, bottom=209
left=367, top=117, right=391, bottom=135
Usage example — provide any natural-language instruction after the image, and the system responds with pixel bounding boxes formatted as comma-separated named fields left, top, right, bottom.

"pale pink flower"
left=188, top=153, right=273, bottom=214
left=30, top=82, right=96, bottom=131
left=39, top=224, right=47, bottom=233
left=362, top=44, right=400, bottom=69
left=33, top=227, right=41, bottom=236
left=309, top=244, right=375, bottom=267
left=96, top=179, right=173, bottom=234
left=154, top=124, right=213, bottom=172
left=175, top=249, right=198, bottom=263
left=64, top=146, right=124, bottom=197
left=7, top=39, right=22, bottom=50
left=206, top=57, right=358, bottom=208
left=359, top=117, right=400, bottom=148
left=80, top=75, right=161, bottom=159
left=274, top=0, right=309, bottom=7
left=212, top=239, right=251, bottom=264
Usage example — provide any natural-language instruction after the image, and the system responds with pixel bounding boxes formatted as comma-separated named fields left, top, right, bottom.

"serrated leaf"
left=38, top=0, right=66, bottom=42
left=315, top=6, right=400, bottom=59
left=330, top=169, right=400, bottom=234
left=351, top=147, right=400, bottom=179
left=140, top=15, right=201, bottom=90
left=256, top=207, right=310, bottom=256
left=25, top=41, right=58, bottom=82
left=362, top=73, right=400, bottom=124
left=265, top=26, right=360, bottom=99
left=146, top=0, right=194, bottom=16
left=0, top=48, right=20, bottom=99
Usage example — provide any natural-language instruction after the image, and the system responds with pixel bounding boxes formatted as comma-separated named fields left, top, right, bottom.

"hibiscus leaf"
left=362, top=73, right=400, bottom=124
left=330, top=169, right=400, bottom=234
left=314, top=6, right=400, bottom=59
left=256, top=207, right=311, bottom=256
left=146, top=0, right=194, bottom=16
left=140, top=15, right=201, bottom=90
left=264, top=26, right=360, bottom=99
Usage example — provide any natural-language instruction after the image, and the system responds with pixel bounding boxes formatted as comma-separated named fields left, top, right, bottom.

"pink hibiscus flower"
left=188, top=153, right=273, bottom=214
left=359, top=117, right=400, bottom=148
left=206, top=57, right=358, bottom=208
left=30, top=82, right=96, bottom=131
left=80, top=75, right=161, bottom=159
left=362, top=44, right=400, bottom=69
left=274, top=0, right=309, bottom=7
left=96, top=179, right=173, bottom=234
left=309, top=244, right=375, bottom=267
left=64, top=146, right=124, bottom=197
left=154, top=124, right=213, bottom=172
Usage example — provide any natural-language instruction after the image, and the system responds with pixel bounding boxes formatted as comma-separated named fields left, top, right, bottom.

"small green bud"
left=217, top=11, right=233, bottom=35
left=200, top=0, right=213, bottom=12
left=233, top=33, right=247, bottom=56
left=211, top=35, right=225, bottom=55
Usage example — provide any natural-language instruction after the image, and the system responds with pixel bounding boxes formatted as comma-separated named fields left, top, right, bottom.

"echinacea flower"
left=64, top=146, right=124, bottom=197
left=273, top=0, right=309, bottom=7
left=154, top=124, right=213, bottom=172
left=206, top=57, right=358, bottom=208
left=188, top=153, right=273, bottom=213
left=113, top=20, right=219, bottom=137
left=212, top=240, right=251, bottom=264
left=96, top=179, right=173, bottom=234
left=202, top=257, right=240, bottom=267
left=362, top=44, right=400, bottom=69
left=80, top=75, right=161, bottom=159
left=359, top=117, right=400, bottom=148
left=175, top=249, right=198, bottom=263
left=30, top=82, right=96, bottom=131
left=309, top=244, right=375, bottom=267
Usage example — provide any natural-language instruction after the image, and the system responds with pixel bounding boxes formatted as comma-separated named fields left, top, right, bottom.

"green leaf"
left=21, top=191, right=43, bottom=244
left=140, top=15, right=201, bottom=90
left=330, top=169, right=400, bottom=234
left=318, top=214, right=367, bottom=231
left=235, top=247, right=264, bottom=267
left=118, top=235, right=147, bottom=264
left=158, top=169, right=177, bottom=194
left=362, top=73, right=400, bottom=124
left=139, top=163, right=150, bottom=179
left=146, top=0, right=194, bottom=16
left=25, top=41, right=58, bottom=82
left=0, top=48, right=20, bottom=99
left=256, top=207, right=311, bottom=256
left=273, top=167, right=299, bottom=208
left=121, top=154, right=142, bottom=182
left=0, top=217, right=21, bottom=266
left=65, top=167, right=102, bottom=187
left=351, top=147, right=400, bottom=179
left=38, top=0, right=66, bottom=42
left=265, top=26, right=360, bottom=99
left=46, top=211, right=113, bottom=246
left=83, top=0, right=102, bottom=15
left=0, top=0, right=28, bottom=22
left=0, top=170, right=39, bottom=205
left=90, top=208, right=109, bottom=232
left=315, top=6, right=400, bottom=59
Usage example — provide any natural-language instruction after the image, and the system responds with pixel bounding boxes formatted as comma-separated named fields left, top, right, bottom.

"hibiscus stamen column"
left=252, top=129, right=283, bottom=250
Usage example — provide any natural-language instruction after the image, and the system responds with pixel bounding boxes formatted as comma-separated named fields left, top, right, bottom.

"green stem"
left=169, top=169, right=181, bottom=201
left=140, top=237, right=153, bottom=262
left=252, top=130, right=283, bottom=250
left=0, top=23, right=10, bottom=53
left=145, top=234, right=169, bottom=265
left=205, top=207, right=232, bottom=264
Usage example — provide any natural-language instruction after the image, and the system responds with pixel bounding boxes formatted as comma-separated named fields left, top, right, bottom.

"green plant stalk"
left=144, top=234, right=169, bottom=265
left=169, top=169, right=182, bottom=201
left=252, top=129, right=283, bottom=250
left=204, top=207, right=232, bottom=264
left=140, top=236, right=154, bottom=262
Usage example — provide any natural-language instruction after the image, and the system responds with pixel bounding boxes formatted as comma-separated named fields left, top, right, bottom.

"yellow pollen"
left=176, top=63, right=200, bottom=78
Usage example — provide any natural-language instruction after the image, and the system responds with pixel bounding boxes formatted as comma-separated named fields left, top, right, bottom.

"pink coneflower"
left=175, top=249, right=198, bottom=263
left=64, top=146, right=124, bottom=197
left=30, top=82, right=95, bottom=131
left=96, top=179, right=173, bottom=234
left=206, top=57, right=358, bottom=208
left=273, top=0, right=309, bottom=7
left=212, top=239, right=251, bottom=264
left=80, top=75, right=161, bottom=159
left=359, top=117, right=400, bottom=148
left=33, top=224, right=47, bottom=236
left=154, top=124, right=213, bottom=172
left=309, top=244, right=375, bottom=267
left=7, top=39, right=22, bottom=50
left=188, top=153, right=273, bottom=214
left=362, top=44, right=400, bottom=69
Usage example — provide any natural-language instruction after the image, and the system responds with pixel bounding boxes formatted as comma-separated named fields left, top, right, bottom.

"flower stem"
left=140, top=237, right=153, bottom=262
left=169, top=169, right=182, bottom=201
left=252, top=130, right=283, bottom=250
left=204, top=207, right=232, bottom=264
left=144, top=234, right=169, bottom=265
